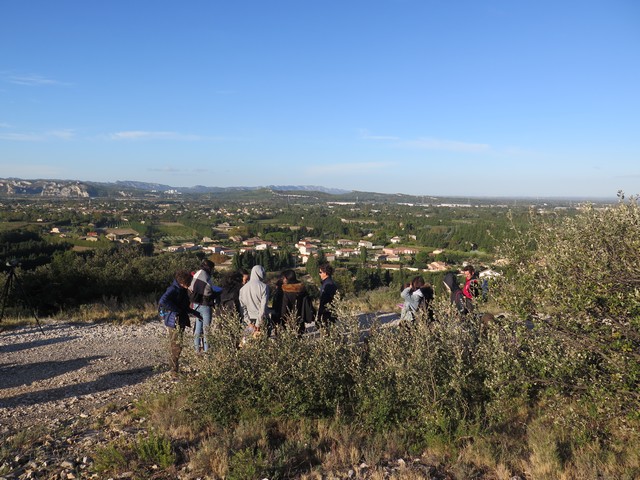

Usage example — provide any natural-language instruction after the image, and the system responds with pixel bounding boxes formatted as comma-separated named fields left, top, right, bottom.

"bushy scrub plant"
left=485, top=196, right=640, bottom=472
left=191, top=295, right=496, bottom=449
left=92, top=431, right=176, bottom=477
left=354, top=297, right=490, bottom=446
left=186, top=302, right=363, bottom=426
left=493, top=198, right=640, bottom=402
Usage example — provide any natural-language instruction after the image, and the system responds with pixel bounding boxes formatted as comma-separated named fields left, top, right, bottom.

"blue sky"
left=1, top=1, right=639, bottom=198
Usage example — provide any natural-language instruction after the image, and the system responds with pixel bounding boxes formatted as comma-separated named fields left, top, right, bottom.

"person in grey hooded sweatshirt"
left=239, top=264, right=270, bottom=334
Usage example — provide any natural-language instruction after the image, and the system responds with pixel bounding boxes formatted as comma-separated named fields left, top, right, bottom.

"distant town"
left=1, top=177, right=611, bottom=280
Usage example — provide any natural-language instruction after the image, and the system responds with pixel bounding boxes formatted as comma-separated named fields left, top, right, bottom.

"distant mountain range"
left=113, top=180, right=350, bottom=195
left=0, top=178, right=352, bottom=198
left=0, top=177, right=609, bottom=205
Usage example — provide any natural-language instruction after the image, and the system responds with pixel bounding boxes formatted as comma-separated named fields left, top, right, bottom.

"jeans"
left=193, top=304, right=212, bottom=352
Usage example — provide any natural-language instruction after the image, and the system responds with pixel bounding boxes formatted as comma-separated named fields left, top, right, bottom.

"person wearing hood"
left=239, top=265, right=270, bottom=334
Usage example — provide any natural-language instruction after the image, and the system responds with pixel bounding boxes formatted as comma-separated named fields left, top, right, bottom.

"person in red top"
left=462, top=264, right=479, bottom=309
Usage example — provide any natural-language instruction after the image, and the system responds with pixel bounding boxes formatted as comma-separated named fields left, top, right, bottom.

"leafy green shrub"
left=134, top=431, right=176, bottom=468
left=92, top=431, right=176, bottom=476
left=93, top=444, right=128, bottom=473
left=187, top=306, right=362, bottom=426
left=492, top=198, right=640, bottom=412
left=227, top=447, right=265, bottom=480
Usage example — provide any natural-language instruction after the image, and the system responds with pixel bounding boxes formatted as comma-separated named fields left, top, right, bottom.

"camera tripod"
left=0, top=263, right=44, bottom=334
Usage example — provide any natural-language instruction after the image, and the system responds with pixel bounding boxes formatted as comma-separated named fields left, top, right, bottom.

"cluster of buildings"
left=47, top=223, right=452, bottom=272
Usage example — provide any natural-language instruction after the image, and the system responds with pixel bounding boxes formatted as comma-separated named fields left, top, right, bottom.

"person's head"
left=240, top=268, right=250, bottom=284
left=281, top=269, right=298, bottom=285
left=463, top=264, right=475, bottom=280
left=200, top=259, right=215, bottom=274
left=221, top=270, right=243, bottom=289
left=250, top=265, right=266, bottom=283
left=319, top=263, right=333, bottom=280
left=411, top=276, right=425, bottom=290
left=175, top=270, right=192, bottom=289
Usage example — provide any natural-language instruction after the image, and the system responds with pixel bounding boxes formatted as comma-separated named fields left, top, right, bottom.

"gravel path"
left=0, top=320, right=168, bottom=430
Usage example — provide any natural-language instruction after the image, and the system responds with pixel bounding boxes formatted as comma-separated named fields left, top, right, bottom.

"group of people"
left=158, top=260, right=338, bottom=376
left=400, top=264, right=481, bottom=324
left=442, top=264, right=480, bottom=315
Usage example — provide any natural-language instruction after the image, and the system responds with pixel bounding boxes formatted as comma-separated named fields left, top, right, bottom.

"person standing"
left=218, top=269, right=245, bottom=319
left=189, top=259, right=221, bottom=353
left=275, top=269, right=312, bottom=336
left=400, top=276, right=425, bottom=323
left=159, top=270, right=202, bottom=376
left=461, top=264, right=478, bottom=313
left=317, top=262, right=338, bottom=329
left=239, top=265, right=270, bottom=336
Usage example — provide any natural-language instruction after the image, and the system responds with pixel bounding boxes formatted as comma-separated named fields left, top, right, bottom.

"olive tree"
left=492, top=195, right=640, bottom=417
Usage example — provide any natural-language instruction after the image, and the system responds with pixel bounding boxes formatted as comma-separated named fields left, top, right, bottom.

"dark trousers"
left=167, top=326, right=185, bottom=373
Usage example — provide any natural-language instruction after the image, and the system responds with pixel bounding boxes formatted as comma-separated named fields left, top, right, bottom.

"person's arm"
left=256, top=286, right=269, bottom=328
left=159, top=285, right=180, bottom=312
left=401, top=286, right=413, bottom=302
left=462, top=279, right=473, bottom=299
left=404, top=288, right=423, bottom=310
left=239, top=290, right=251, bottom=326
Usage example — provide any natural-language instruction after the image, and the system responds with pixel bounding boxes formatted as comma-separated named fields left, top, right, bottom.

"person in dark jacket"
left=317, top=262, right=338, bottom=329
left=419, top=284, right=435, bottom=322
left=269, top=276, right=284, bottom=335
left=218, top=269, right=245, bottom=319
left=159, top=270, right=202, bottom=376
left=443, top=271, right=472, bottom=315
left=189, top=259, right=222, bottom=353
left=273, top=269, right=313, bottom=336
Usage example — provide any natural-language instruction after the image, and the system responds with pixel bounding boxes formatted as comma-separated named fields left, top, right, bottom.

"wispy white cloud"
left=0, top=129, right=75, bottom=141
left=359, top=129, right=490, bottom=153
left=0, top=132, right=44, bottom=141
left=110, top=131, right=202, bottom=141
left=307, top=161, right=394, bottom=175
left=400, top=137, right=490, bottom=153
left=358, top=129, right=400, bottom=141
left=4, top=73, right=70, bottom=87
left=0, top=122, right=12, bottom=128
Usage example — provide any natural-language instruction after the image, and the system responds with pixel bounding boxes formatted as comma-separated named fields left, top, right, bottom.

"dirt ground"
left=0, top=320, right=168, bottom=430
